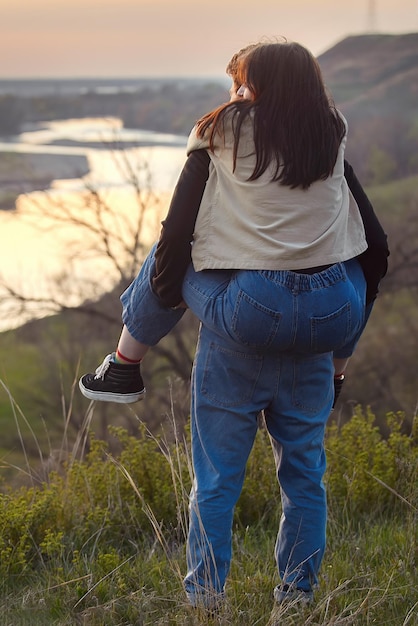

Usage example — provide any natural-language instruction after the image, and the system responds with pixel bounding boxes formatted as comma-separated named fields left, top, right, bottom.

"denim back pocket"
left=231, top=289, right=282, bottom=349
left=310, top=301, right=352, bottom=353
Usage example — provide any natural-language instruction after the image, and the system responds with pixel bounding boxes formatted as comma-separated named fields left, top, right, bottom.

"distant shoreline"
left=0, top=76, right=227, bottom=98
left=0, top=151, right=89, bottom=210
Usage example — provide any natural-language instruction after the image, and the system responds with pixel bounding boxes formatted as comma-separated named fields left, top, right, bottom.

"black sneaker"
left=273, top=585, right=313, bottom=605
left=79, top=353, right=145, bottom=403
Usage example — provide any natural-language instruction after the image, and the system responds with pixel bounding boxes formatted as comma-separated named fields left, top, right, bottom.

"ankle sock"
left=114, top=349, right=142, bottom=365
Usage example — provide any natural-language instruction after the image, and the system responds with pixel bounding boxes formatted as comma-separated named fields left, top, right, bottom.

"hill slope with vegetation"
left=319, top=32, right=418, bottom=182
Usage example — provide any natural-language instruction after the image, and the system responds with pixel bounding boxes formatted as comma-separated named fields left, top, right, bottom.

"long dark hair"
left=196, top=41, right=346, bottom=189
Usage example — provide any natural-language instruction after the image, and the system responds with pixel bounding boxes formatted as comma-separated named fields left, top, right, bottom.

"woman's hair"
left=225, top=43, right=258, bottom=92
left=196, top=41, right=346, bottom=189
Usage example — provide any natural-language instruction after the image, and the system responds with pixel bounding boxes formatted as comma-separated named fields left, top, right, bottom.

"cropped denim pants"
left=121, top=244, right=367, bottom=603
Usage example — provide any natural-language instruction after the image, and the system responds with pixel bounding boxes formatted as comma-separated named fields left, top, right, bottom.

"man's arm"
left=344, top=160, right=389, bottom=303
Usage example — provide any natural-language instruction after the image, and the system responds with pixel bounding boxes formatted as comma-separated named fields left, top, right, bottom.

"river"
left=0, top=118, right=189, bottom=330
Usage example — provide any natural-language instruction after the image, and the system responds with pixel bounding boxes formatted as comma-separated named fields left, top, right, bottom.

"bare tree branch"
left=0, top=145, right=194, bottom=436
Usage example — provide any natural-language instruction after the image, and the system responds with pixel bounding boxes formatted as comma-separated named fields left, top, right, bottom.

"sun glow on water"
left=0, top=117, right=188, bottom=329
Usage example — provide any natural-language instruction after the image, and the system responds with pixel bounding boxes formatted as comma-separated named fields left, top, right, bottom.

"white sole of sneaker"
left=78, top=380, right=145, bottom=403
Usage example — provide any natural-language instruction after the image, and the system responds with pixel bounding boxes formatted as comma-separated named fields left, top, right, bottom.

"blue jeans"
left=120, top=245, right=367, bottom=602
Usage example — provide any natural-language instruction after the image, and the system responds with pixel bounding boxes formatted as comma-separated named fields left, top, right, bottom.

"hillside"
left=318, top=33, right=418, bottom=180
left=319, top=32, right=418, bottom=101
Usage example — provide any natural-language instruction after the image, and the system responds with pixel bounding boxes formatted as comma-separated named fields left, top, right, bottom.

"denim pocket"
left=200, top=341, right=263, bottom=407
left=231, top=290, right=282, bottom=349
left=310, top=302, right=352, bottom=353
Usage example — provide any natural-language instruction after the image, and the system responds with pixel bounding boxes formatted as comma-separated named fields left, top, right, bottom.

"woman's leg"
left=113, top=325, right=150, bottom=364
left=94, top=245, right=236, bottom=363
left=79, top=243, right=187, bottom=402
left=119, top=243, right=186, bottom=347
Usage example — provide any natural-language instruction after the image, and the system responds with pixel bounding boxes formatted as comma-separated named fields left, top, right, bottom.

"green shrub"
left=1, top=407, right=417, bottom=582
left=326, top=406, right=417, bottom=515
left=0, top=482, right=64, bottom=576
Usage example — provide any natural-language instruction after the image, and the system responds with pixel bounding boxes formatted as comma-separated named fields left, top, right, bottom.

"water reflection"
left=0, top=118, right=188, bottom=330
left=18, top=117, right=188, bottom=150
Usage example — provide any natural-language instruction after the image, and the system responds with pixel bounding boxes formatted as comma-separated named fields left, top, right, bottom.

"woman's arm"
left=344, top=160, right=389, bottom=304
left=151, top=150, right=211, bottom=307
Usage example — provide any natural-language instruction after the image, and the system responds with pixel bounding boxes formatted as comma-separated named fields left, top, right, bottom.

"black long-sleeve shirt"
left=152, top=151, right=389, bottom=307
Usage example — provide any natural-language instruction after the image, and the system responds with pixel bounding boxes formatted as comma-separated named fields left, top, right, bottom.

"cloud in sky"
left=0, top=0, right=417, bottom=77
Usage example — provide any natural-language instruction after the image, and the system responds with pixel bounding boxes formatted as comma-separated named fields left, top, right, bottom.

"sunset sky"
left=0, top=0, right=417, bottom=78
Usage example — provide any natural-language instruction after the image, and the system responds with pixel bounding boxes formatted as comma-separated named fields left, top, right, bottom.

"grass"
left=0, top=381, right=417, bottom=625
left=1, top=516, right=416, bottom=625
